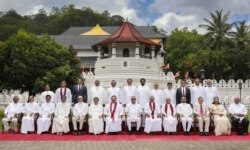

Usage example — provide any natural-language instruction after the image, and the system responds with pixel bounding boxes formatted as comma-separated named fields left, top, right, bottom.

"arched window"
left=123, top=61, right=127, bottom=67
left=123, top=48, right=129, bottom=57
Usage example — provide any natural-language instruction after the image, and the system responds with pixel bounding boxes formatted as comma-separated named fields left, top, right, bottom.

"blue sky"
left=0, top=0, right=249, bottom=34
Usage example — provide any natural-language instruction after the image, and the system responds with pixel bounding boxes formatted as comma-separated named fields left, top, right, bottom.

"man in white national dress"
left=72, top=95, right=88, bottom=135
left=52, top=95, right=71, bottom=135
left=55, top=80, right=72, bottom=104
left=41, top=84, right=55, bottom=103
left=150, top=82, right=163, bottom=106
left=163, top=82, right=176, bottom=105
left=161, top=97, right=177, bottom=134
left=191, top=79, right=204, bottom=105
left=204, top=79, right=220, bottom=107
left=89, top=80, right=106, bottom=105
left=125, top=96, right=142, bottom=134
left=104, top=95, right=123, bottom=134
left=21, top=95, right=39, bottom=134
left=2, top=96, right=23, bottom=133
left=37, top=95, right=55, bottom=134
left=122, top=78, right=137, bottom=105
left=106, top=80, right=122, bottom=104
left=176, top=96, right=193, bottom=136
left=88, top=97, right=104, bottom=135
left=144, top=96, right=162, bottom=134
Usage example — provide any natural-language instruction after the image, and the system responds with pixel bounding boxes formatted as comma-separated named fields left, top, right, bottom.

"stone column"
left=151, top=45, right=155, bottom=59
left=111, top=43, right=116, bottom=58
left=135, top=42, right=140, bottom=58
left=97, top=46, right=102, bottom=60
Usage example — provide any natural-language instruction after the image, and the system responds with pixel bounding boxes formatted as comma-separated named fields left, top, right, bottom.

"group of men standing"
left=2, top=78, right=249, bottom=136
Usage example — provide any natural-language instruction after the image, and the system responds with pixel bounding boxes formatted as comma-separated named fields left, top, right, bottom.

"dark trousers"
left=231, top=116, right=249, bottom=135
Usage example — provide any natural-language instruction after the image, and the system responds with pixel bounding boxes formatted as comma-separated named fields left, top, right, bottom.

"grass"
left=0, top=111, right=250, bottom=132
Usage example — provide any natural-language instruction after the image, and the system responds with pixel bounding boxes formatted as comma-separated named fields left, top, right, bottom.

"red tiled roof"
left=92, top=22, right=161, bottom=49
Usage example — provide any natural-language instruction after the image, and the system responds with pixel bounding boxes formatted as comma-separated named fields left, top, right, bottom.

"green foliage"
left=0, top=5, right=124, bottom=41
left=0, top=30, right=81, bottom=94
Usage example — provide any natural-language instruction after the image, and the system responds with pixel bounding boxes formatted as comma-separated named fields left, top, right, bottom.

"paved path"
left=0, top=141, right=250, bottom=150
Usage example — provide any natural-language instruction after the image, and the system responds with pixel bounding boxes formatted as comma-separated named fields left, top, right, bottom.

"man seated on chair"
left=144, top=96, right=162, bottom=134
left=228, top=97, right=249, bottom=135
left=2, top=96, right=23, bottom=133
left=88, top=97, right=104, bottom=135
left=52, top=95, right=71, bottom=135
left=72, top=95, right=88, bottom=135
left=125, top=96, right=142, bottom=135
left=193, top=97, right=210, bottom=136
left=161, top=97, right=177, bottom=135
left=104, top=95, right=123, bottom=134
left=21, top=95, right=39, bottom=134
left=176, top=96, right=193, bottom=136
left=37, top=95, right=55, bottom=134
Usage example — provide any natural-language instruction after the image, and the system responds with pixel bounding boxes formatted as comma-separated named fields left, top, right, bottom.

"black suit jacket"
left=176, top=87, right=191, bottom=105
left=72, top=84, right=88, bottom=103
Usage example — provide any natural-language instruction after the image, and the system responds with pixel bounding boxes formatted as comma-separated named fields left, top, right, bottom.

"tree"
left=0, top=30, right=81, bottom=94
left=199, top=10, right=232, bottom=49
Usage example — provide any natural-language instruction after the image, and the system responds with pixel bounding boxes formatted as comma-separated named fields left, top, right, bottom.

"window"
left=123, top=61, right=127, bottom=67
left=123, top=48, right=129, bottom=57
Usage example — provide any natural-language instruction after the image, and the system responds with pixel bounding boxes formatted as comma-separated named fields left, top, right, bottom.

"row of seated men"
left=2, top=94, right=249, bottom=136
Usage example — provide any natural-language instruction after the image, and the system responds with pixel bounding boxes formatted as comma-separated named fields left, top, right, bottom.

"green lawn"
left=0, top=110, right=250, bottom=132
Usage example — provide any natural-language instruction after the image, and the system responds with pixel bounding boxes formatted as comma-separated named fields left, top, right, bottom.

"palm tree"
left=199, top=10, right=233, bottom=49
left=230, top=21, right=250, bottom=49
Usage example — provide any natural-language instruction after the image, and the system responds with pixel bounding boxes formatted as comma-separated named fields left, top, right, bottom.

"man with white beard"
left=144, top=96, right=162, bottom=134
left=2, top=96, right=23, bottom=133
left=122, top=78, right=137, bottom=105
left=55, top=80, right=72, bottom=104
left=41, top=84, right=55, bottom=103
left=21, top=95, right=39, bottom=134
left=89, top=80, right=106, bottom=105
left=161, top=97, right=177, bottom=135
left=106, top=80, right=122, bottom=104
left=72, top=95, right=88, bottom=135
left=52, top=95, right=71, bottom=135
left=137, top=78, right=150, bottom=127
left=191, top=79, right=204, bottom=105
left=176, top=96, right=193, bottom=136
left=163, top=82, right=176, bottom=105
left=125, top=96, right=142, bottom=134
left=88, top=97, right=104, bottom=135
left=204, top=79, right=220, bottom=107
left=37, top=95, right=55, bottom=134
left=104, top=95, right=123, bottom=134
left=150, top=82, right=163, bottom=106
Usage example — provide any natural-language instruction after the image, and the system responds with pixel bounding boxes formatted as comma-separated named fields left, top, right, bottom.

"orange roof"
left=92, top=21, right=161, bottom=50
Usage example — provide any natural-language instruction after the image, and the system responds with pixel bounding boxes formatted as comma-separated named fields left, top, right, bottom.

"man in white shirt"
left=161, top=97, right=177, bottom=134
left=21, top=95, right=39, bottom=134
left=228, top=97, right=249, bottom=135
left=191, top=79, right=204, bottom=105
left=204, top=79, right=220, bottom=107
left=106, top=80, right=122, bottom=104
left=52, top=95, right=71, bottom=135
left=41, top=84, right=55, bottom=103
left=163, top=82, right=176, bottom=105
left=104, top=95, right=123, bottom=134
left=89, top=80, right=106, bottom=105
left=37, top=95, right=55, bottom=134
left=125, top=96, right=142, bottom=134
left=2, top=96, right=23, bottom=133
left=144, top=96, right=162, bottom=134
left=55, top=80, right=72, bottom=104
left=88, top=97, right=104, bottom=135
left=137, top=78, right=151, bottom=127
left=122, top=78, right=137, bottom=105
left=150, top=82, right=163, bottom=106
left=72, top=95, right=88, bottom=135
left=177, top=96, right=193, bottom=135
left=193, top=97, right=210, bottom=136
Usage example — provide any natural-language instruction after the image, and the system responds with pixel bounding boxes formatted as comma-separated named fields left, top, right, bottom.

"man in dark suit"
left=72, top=78, right=88, bottom=104
left=176, top=80, right=191, bottom=105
